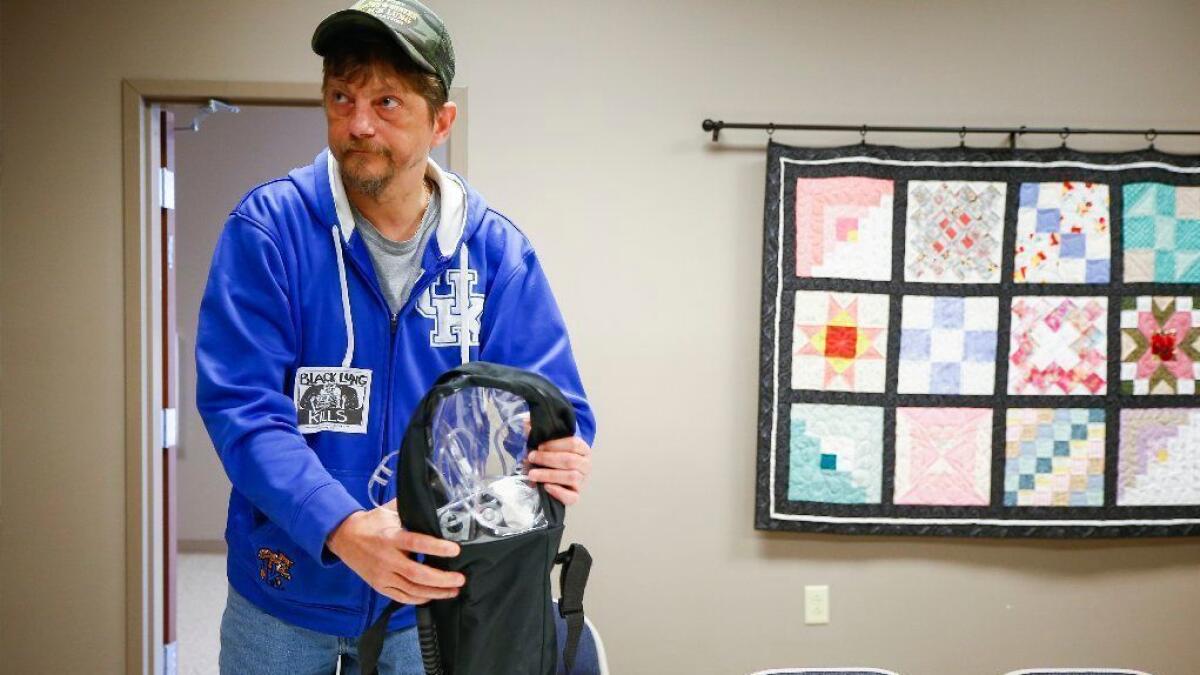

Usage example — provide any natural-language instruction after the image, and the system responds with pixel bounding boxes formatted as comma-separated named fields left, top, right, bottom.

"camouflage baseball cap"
left=312, top=0, right=455, bottom=96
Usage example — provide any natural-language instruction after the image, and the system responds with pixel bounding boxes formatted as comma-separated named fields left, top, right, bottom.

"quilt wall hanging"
left=756, top=140, right=1200, bottom=537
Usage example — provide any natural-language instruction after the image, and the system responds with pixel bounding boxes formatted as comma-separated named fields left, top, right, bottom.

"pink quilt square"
left=795, top=177, right=894, bottom=281
left=894, top=407, right=993, bottom=506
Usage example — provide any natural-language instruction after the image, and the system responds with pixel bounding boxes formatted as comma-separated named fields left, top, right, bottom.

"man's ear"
left=431, top=101, right=458, bottom=147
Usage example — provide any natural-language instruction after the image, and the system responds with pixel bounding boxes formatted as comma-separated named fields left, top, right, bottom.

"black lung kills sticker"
left=293, top=366, right=372, bottom=434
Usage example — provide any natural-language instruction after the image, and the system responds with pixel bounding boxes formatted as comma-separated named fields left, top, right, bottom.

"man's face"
left=323, top=64, right=443, bottom=199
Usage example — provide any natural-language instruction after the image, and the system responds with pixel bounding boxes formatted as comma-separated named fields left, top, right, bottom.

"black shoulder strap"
left=361, top=602, right=443, bottom=675
left=555, top=544, right=593, bottom=674
left=358, top=600, right=401, bottom=675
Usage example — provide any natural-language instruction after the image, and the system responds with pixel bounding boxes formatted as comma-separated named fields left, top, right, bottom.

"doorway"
left=121, top=79, right=467, bottom=675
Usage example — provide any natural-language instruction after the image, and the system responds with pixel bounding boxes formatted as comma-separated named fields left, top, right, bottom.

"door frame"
left=120, top=78, right=468, bottom=675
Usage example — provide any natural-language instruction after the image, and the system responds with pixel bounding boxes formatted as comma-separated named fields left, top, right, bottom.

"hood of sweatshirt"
left=291, top=147, right=486, bottom=258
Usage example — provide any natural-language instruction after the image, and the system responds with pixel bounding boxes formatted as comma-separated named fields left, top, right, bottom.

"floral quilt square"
left=1004, top=408, right=1106, bottom=507
left=1118, top=409, right=1200, bottom=506
left=1014, top=181, right=1111, bottom=283
left=897, top=295, right=998, bottom=395
left=1123, top=183, right=1200, bottom=283
left=795, top=177, right=894, bottom=281
left=894, top=407, right=993, bottom=506
left=792, top=290, right=889, bottom=392
left=904, top=181, right=1006, bottom=283
left=788, top=403, right=883, bottom=504
left=1007, top=296, right=1108, bottom=395
left=1120, top=296, right=1200, bottom=395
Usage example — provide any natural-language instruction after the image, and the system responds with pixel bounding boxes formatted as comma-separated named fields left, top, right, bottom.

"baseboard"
left=179, top=539, right=227, bottom=553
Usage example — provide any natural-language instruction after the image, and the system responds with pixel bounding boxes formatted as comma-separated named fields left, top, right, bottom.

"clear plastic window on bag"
left=430, top=387, right=546, bottom=544
left=366, top=386, right=547, bottom=545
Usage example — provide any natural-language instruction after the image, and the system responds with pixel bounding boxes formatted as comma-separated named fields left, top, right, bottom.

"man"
left=194, top=1, right=596, bottom=672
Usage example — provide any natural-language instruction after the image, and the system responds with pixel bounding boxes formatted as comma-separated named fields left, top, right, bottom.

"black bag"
left=359, top=362, right=592, bottom=675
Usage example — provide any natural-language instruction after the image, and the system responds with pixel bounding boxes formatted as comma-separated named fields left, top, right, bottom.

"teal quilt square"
left=788, top=403, right=883, bottom=504
left=1123, top=183, right=1200, bottom=283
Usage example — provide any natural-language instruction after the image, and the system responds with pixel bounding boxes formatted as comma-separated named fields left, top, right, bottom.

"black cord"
left=417, top=605, right=444, bottom=675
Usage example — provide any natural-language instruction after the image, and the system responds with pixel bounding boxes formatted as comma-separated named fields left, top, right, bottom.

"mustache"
left=340, top=142, right=392, bottom=158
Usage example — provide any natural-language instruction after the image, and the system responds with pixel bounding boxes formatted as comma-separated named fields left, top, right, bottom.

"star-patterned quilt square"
left=1123, top=183, right=1200, bottom=283
left=894, top=407, right=993, bottom=506
left=788, top=403, right=884, bottom=504
left=1007, top=296, right=1108, bottom=395
left=792, top=290, right=889, bottom=393
left=904, top=180, right=1006, bottom=283
left=795, top=177, right=894, bottom=281
left=1120, top=296, right=1200, bottom=395
left=1004, top=408, right=1106, bottom=507
left=1014, top=181, right=1111, bottom=283
left=1118, top=408, right=1200, bottom=506
left=897, top=295, right=998, bottom=395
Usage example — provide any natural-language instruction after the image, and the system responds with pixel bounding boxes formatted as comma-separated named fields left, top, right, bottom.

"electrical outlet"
left=804, top=585, right=830, bottom=625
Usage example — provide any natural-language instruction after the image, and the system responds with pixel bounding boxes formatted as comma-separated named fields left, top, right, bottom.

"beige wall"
left=3, top=1, right=1200, bottom=673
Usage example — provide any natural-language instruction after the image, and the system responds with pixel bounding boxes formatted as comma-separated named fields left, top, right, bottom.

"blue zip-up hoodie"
left=195, top=148, right=595, bottom=637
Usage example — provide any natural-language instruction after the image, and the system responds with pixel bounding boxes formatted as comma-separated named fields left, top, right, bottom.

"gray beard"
left=340, top=153, right=395, bottom=199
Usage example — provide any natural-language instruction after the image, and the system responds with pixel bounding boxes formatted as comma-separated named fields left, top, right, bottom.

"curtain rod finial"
left=702, top=118, right=723, bottom=142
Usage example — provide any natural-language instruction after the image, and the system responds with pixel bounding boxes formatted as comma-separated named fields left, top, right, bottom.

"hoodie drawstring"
left=331, top=226, right=355, bottom=368
left=458, top=244, right=471, bottom=366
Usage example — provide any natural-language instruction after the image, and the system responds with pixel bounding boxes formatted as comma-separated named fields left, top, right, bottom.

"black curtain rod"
left=701, top=119, right=1200, bottom=146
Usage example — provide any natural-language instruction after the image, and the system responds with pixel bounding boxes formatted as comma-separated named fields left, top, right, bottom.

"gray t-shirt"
left=351, top=183, right=441, bottom=316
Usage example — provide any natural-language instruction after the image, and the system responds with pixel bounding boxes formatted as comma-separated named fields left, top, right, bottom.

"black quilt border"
left=755, top=140, right=1200, bottom=538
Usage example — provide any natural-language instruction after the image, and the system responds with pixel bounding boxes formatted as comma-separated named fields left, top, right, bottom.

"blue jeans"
left=220, top=583, right=424, bottom=675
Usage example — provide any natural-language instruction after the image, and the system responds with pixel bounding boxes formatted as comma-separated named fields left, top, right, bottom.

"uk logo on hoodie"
left=417, top=267, right=484, bottom=348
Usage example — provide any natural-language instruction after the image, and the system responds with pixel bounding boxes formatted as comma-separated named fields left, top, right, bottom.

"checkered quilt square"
left=897, top=295, right=999, bottom=395
left=1004, top=408, right=1105, bottom=507
left=1014, top=181, right=1111, bottom=283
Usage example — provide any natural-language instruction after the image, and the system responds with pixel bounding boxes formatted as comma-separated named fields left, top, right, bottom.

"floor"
left=176, top=552, right=226, bottom=675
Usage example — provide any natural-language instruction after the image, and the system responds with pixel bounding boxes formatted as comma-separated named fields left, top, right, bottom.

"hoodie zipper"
left=356, top=255, right=456, bottom=635
left=330, top=235, right=393, bottom=634
left=363, top=309, right=397, bottom=634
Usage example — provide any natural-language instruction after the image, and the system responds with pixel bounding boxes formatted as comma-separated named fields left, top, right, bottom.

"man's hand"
left=525, top=435, right=592, bottom=505
left=326, top=498, right=465, bottom=605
